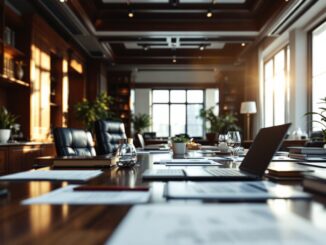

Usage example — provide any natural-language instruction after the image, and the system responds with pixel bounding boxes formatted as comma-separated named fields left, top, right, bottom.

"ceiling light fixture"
left=127, top=1, right=134, bottom=18
left=170, top=0, right=179, bottom=7
left=143, top=45, right=149, bottom=51
left=206, top=10, right=212, bottom=18
left=59, top=0, right=67, bottom=2
left=199, top=45, right=205, bottom=51
left=172, top=56, right=177, bottom=63
left=128, top=10, right=134, bottom=18
left=241, top=42, right=246, bottom=47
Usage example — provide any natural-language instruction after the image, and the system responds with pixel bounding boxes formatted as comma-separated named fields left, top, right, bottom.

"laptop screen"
left=239, top=123, right=291, bottom=177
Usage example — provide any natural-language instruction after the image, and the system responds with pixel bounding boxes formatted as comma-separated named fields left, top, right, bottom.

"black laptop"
left=142, top=123, right=291, bottom=181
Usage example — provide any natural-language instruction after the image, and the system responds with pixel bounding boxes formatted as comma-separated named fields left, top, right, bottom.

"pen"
left=73, top=186, right=149, bottom=191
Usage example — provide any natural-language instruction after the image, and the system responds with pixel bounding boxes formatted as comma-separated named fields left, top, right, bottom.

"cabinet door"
left=41, top=143, right=56, bottom=156
left=8, top=146, right=42, bottom=173
left=0, top=149, right=8, bottom=175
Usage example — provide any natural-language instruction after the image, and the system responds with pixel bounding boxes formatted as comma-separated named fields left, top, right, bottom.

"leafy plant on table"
left=305, top=97, right=326, bottom=142
left=74, top=92, right=115, bottom=132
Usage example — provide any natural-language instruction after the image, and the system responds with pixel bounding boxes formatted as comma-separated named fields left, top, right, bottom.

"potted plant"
left=171, top=135, right=189, bottom=155
left=305, top=97, right=326, bottom=143
left=74, top=92, right=115, bottom=132
left=132, top=113, right=151, bottom=134
left=0, top=107, right=17, bottom=143
left=199, top=107, right=240, bottom=143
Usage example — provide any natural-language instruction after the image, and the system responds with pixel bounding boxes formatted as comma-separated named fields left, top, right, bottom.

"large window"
left=263, top=46, right=290, bottom=127
left=311, top=21, right=326, bottom=131
left=152, top=89, right=204, bottom=137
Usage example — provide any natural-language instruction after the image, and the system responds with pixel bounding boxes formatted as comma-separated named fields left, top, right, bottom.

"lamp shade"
left=240, top=101, right=257, bottom=114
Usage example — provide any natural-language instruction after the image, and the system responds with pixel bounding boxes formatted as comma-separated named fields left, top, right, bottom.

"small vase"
left=0, top=129, right=11, bottom=143
left=16, top=63, right=24, bottom=80
left=172, top=142, right=187, bottom=155
left=115, top=138, right=137, bottom=167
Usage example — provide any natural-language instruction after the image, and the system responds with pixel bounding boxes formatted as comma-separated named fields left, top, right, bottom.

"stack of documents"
left=107, top=204, right=325, bottom=245
left=163, top=181, right=310, bottom=201
left=0, top=170, right=103, bottom=182
left=22, top=185, right=150, bottom=205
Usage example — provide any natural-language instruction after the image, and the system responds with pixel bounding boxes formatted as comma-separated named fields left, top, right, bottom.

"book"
left=53, top=155, right=115, bottom=167
left=266, top=162, right=314, bottom=180
left=288, top=153, right=326, bottom=161
left=288, top=146, right=326, bottom=154
left=267, top=164, right=314, bottom=178
left=303, top=172, right=326, bottom=195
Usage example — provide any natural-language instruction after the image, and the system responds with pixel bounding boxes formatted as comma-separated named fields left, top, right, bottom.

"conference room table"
left=0, top=151, right=326, bottom=244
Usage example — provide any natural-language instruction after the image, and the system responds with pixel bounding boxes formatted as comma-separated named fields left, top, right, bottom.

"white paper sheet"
left=164, top=181, right=310, bottom=201
left=156, top=159, right=222, bottom=166
left=136, top=150, right=170, bottom=154
left=0, top=170, right=103, bottom=181
left=106, top=204, right=325, bottom=245
left=22, top=185, right=150, bottom=205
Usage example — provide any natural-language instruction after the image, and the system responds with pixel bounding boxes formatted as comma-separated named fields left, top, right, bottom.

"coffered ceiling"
left=23, top=0, right=317, bottom=69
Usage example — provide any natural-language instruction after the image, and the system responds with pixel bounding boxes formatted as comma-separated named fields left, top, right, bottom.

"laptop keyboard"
left=151, top=169, right=185, bottom=176
left=205, top=168, right=247, bottom=177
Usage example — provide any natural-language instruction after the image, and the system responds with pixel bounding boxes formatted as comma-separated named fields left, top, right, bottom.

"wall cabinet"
left=107, top=71, right=133, bottom=137
left=0, top=143, right=55, bottom=175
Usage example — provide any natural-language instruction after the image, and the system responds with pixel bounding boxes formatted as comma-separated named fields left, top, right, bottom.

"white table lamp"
left=240, top=101, right=257, bottom=140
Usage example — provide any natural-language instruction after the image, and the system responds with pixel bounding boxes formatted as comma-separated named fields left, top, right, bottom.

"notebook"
left=142, top=123, right=291, bottom=181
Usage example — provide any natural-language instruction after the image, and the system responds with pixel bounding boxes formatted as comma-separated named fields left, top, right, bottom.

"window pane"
left=152, top=104, right=169, bottom=137
left=152, top=90, right=169, bottom=103
left=274, top=50, right=285, bottom=125
left=312, top=21, right=326, bottom=131
left=170, top=90, right=186, bottom=103
left=170, top=104, right=186, bottom=136
left=187, top=104, right=203, bottom=137
left=187, top=90, right=204, bottom=103
left=264, top=60, right=274, bottom=127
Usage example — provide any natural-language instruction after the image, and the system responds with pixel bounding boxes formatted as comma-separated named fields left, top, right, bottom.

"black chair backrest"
left=53, top=128, right=96, bottom=157
left=94, top=120, right=127, bottom=154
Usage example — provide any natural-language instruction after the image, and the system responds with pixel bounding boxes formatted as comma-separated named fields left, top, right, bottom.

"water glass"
left=226, top=131, right=241, bottom=157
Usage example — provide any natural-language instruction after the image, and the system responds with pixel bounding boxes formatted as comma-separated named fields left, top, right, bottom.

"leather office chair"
left=53, top=128, right=96, bottom=157
left=94, top=120, right=127, bottom=155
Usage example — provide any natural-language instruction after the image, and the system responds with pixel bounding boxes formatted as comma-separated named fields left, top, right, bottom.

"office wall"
left=249, top=1, right=326, bottom=136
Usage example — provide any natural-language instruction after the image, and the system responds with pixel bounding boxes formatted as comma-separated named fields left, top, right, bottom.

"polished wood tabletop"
left=1, top=152, right=326, bottom=244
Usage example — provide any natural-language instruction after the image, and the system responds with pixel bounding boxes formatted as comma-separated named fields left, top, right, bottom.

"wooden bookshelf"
left=107, top=71, right=133, bottom=137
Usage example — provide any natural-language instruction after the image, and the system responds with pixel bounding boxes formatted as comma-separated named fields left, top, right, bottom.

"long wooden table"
left=0, top=152, right=326, bottom=244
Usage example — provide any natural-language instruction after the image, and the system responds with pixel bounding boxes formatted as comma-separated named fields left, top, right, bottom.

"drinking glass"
left=218, top=134, right=228, bottom=144
left=226, top=131, right=241, bottom=158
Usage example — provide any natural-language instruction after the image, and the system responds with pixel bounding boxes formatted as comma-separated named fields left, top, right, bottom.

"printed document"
left=164, top=181, right=310, bottom=200
left=107, top=204, right=325, bottom=245
left=0, top=170, right=103, bottom=181
left=22, top=185, right=150, bottom=205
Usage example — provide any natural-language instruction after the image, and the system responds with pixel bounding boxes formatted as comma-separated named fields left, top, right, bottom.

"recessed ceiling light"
left=206, top=10, right=212, bottom=18
left=143, top=45, right=149, bottom=51
left=199, top=45, right=205, bottom=51
left=59, top=0, right=66, bottom=2
left=172, top=56, right=177, bottom=63
left=241, top=42, right=246, bottom=47
left=128, top=11, right=134, bottom=18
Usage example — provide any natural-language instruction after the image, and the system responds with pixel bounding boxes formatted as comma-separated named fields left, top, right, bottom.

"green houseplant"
left=305, top=97, right=326, bottom=142
left=132, top=113, right=151, bottom=134
left=199, top=107, right=240, bottom=133
left=171, top=135, right=189, bottom=155
left=74, top=92, right=115, bottom=132
left=0, top=107, right=17, bottom=143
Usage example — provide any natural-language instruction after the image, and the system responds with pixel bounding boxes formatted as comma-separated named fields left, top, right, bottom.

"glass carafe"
left=116, top=138, right=137, bottom=167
